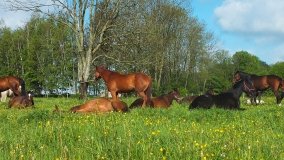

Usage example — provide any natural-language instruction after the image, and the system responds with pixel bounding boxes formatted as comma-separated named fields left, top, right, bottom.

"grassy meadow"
left=0, top=96, right=284, bottom=160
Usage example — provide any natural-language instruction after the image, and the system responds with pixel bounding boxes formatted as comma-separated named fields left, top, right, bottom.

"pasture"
left=0, top=96, right=284, bottom=159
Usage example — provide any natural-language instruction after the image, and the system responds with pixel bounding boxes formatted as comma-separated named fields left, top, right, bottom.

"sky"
left=190, top=0, right=284, bottom=64
left=0, top=0, right=284, bottom=64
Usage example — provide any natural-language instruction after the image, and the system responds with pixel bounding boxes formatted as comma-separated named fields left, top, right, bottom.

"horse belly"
left=152, top=99, right=168, bottom=108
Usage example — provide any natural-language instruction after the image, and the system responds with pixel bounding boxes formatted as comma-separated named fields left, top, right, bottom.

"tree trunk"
left=79, top=81, right=89, bottom=99
left=78, top=49, right=92, bottom=99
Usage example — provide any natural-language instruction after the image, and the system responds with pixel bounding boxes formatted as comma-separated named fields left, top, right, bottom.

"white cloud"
left=0, top=1, right=31, bottom=29
left=0, top=10, right=31, bottom=29
left=0, top=0, right=55, bottom=30
left=214, top=0, right=284, bottom=35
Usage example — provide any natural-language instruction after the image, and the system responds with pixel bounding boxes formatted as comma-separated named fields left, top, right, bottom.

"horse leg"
left=110, top=91, right=118, bottom=101
left=273, top=90, right=282, bottom=104
left=137, top=91, right=148, bottom=108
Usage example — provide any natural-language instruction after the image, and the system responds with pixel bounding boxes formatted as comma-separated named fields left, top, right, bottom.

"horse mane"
left=18, top=77, right=26, bottom=96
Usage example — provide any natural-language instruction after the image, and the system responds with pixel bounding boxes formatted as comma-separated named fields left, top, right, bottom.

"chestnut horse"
left=129, top=89, right=181, bottom=109
left=94, top=66, right=152, bottom=107
left=8, top=92, right=34, bottom=108
left=0, top=76, right=26, bottom=96
left=70, top=97, right=128, bottom=113
left=233, top=71, right=283, bottom=104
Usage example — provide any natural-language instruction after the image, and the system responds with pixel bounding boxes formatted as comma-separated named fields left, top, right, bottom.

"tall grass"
left=0, top=97, right=284, bottom=159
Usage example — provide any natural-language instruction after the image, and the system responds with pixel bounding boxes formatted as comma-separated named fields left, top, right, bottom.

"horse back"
left=8, top=95, right=33, bottom=108
left=0, top=76, right=11, bottom=91
left=108, top=72, right=151, bottom=92
left=70, top=98, right=113, bottom=113
left=152, top=97, right=169, bottom=108
left=251, top=75, right=282, bottom=90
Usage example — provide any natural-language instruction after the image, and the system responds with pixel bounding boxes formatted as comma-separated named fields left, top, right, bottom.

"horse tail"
left=281, top=78, right=284, bottom=91
left=129, top=98, right=144, bottom=109
left=19, top=77, right=26, bottom=96
left=145, top=80, right=152, bottom=106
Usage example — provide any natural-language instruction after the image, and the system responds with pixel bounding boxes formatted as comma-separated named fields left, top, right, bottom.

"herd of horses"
left=1, top=66, right=284, bottom=112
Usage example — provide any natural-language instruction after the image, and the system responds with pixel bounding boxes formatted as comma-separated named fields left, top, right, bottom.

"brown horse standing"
left=70, top=97, right=128, bottom=113
left=0, top=76, right=26, bottom=96
left=130, top=89, right=181, bottom=109
left=94, top=66, right=152, bottom=107
left=233, top=71, right=283, bottom=104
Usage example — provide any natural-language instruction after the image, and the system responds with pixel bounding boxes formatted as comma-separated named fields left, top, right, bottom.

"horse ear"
left=96, top=65, right=105, bottom=70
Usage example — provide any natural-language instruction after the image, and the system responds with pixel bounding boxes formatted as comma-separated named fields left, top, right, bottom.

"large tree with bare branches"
left=6, top=0, right=124, bottom=98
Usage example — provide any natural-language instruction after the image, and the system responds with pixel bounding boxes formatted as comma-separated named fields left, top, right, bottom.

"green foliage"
left=232, top=51, right=269, bottom=75
left=0, top=97, right=284, bottom=159
left=270, top=62, right=284, bottom=78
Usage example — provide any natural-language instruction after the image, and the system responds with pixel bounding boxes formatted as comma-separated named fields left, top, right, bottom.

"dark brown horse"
left=190, top=79, right=252, bottom=110
left=178, top=90, right=214, bottom=105
left=8, top=92, right=34, bottom=108
left=0, top=76, right=26, bottom=96
left=130, top=89, right=181, bottom=109
left=70, top=97, right=128, bottom=113
left=94, top=66, right=152, bottom=107
left=233, top=71, right=283, bottom=104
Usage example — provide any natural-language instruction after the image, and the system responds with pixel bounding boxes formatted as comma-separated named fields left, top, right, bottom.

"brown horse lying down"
left=130, top=89, right=181, bottom=109
left=8, top=92, right=34, bottom=108
left=70, top=97, right=129, bottom=113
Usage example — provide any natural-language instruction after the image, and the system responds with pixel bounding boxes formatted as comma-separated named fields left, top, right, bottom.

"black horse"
left=189, top=79, right=252, bottom=110
left=233, top=71, right=284, bottom=104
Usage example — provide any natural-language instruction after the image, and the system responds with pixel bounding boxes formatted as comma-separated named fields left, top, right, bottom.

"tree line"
left=0, top=0, right=283, bottom=97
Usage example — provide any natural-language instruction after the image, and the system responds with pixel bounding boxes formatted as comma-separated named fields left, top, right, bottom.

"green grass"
left=0, top=96, right=284, bottom=160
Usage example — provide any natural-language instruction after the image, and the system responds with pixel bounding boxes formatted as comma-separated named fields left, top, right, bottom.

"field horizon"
left=0, top=96, right=283, bottom=159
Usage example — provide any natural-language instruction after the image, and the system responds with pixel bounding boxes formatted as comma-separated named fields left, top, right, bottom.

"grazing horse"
left=189, top=80, right=252, bottom=110
left=94, top=66, right=152, bottom=107
left=70, top=97, right=128, bottom=113
left=8, top=92, right=34, bottom=108
left=233, top=71, right=283, bottom=104
left=0, top=76, right=26, bottom=96
left=0, top=89, right=13, bottom=102
left=130, top=89, right=181, bottom=109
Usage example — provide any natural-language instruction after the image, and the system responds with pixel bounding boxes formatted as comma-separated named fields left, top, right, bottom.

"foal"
left=130, top=89, right=181, bottom=109
left=8, top=92, right=34, bottom=108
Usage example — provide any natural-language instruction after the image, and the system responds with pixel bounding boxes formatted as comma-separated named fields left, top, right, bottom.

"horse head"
left=233, top=71, right=242, bottom=83
left=94, top=66, right=105, bottom=80
left=27, top=91, right=35, bottom=106
left=233, top=71, right=250, bottom=84
left=170, top=88, right=182, bottom=102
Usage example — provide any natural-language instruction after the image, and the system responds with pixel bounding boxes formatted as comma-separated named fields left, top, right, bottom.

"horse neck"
left=239, top=72, right=250, bottom=80
left=100, top=69, right=113, bottom=82
left=233, top=83, right=244, bottom=99
left=165, top=93, right=176, bottom=105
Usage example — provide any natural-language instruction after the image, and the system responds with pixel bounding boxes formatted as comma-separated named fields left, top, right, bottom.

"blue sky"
left=0, top=0, right=284, bottom=65
left=189, top=0, right=284, bottom=65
